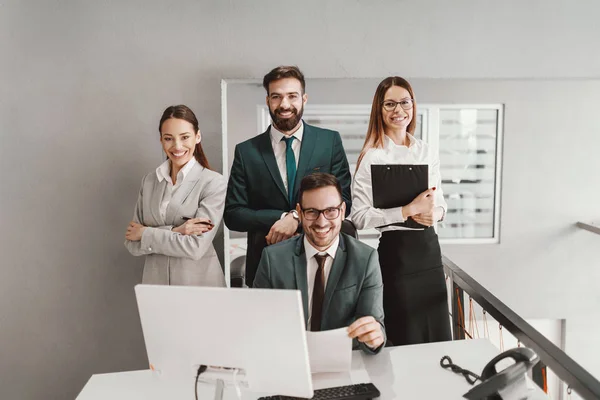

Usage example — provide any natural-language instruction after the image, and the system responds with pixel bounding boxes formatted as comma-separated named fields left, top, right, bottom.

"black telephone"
left=463, top=347, right=540, bottom=400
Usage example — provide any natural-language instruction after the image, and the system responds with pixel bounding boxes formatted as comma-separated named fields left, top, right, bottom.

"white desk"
left=78, top=339, right=548, bottom=399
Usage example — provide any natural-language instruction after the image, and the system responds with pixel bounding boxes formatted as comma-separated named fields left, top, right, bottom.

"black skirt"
left=378, top=228, right=451, bottom=346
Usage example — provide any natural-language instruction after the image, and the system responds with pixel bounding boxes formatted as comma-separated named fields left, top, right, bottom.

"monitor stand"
left=197, top=366, right=247, bottom=400
left=213, top=379, right=224, bottom=400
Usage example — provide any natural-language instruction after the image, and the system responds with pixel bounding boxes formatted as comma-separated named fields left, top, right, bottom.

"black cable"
left=194, top=365, right=207, bottom=400
left=440, top=355, right=481, bottom=385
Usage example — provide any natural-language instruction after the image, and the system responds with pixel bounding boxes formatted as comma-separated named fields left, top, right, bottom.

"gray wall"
left=1, top=0, right=600, bottom=398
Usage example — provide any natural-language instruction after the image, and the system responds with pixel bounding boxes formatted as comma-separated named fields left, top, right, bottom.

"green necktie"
left=281, top=136, right=296, bottom=206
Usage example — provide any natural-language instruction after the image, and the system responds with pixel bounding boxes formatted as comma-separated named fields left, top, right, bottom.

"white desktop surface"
left=77, top=339, right=548, bottom=399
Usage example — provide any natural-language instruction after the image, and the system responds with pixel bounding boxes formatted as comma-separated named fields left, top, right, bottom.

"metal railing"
left=443, top=255, right=600, bottom=400
left=576, top=221, right=600, bottom=236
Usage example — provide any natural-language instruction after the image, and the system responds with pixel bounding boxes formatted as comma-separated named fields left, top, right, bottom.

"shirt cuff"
left=140, top=227, right=154, bottom=253
left=386, top=206, right=406, bottom=224
left=280, top=212, right=288, bottom=220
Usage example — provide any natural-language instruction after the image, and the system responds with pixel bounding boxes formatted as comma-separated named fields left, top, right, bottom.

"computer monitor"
left=134, top=284, right=313, bottom=398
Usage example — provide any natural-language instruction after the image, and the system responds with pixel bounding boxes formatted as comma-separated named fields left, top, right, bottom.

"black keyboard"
left=258, top=383, right=380, bottom=400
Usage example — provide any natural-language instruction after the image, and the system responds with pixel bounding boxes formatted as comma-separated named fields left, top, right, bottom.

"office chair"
left=230, top=255, right=246, bottom=288
left=341, top=219, right=359, bottom=239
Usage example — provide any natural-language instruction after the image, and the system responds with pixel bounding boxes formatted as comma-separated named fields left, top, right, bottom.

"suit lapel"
left=258, top=128, right=288, bottom=201
left=293, top=123, right=317, bottom=199
left=322, top=235, right=347, bottom=325
left=293, top=237, right=309, bottom=328
left=164, top=163, right=202, bottom=224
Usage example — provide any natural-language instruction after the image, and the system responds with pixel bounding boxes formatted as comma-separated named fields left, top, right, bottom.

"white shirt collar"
left=155, top=156, right=197, bottom=184
left=270, top=121, right=304, bottom=144
left=304, top=234, right=339, bottom=261
left=383, top=133, right=417, bottom=150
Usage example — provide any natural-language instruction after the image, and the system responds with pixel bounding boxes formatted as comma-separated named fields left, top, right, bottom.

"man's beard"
left=269, top=105, right=304, bottom=132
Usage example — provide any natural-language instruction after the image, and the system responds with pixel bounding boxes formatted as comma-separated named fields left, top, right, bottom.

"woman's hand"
left=412, top=211, right=435, bottom=226
left=403, top=187, right=436, bottom=219
left=125, top=221, right=146, bottom=241
left=172, top=218, right=214, bottom=236
left=413, top=205, right=445, bottom=226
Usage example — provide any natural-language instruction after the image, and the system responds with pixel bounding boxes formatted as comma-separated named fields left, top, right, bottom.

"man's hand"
left=347, top=316, right=384, bottom=350
left=172, top=218, right=214, bottom=235
left=125, top=221, right=146, bottom=241
left=265, top=213, right=298, bottom=245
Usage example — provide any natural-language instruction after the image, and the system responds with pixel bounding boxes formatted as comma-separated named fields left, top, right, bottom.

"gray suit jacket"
left=253, top=233, right=385, bottom=354
left=125, top=162, right=226, bottom=287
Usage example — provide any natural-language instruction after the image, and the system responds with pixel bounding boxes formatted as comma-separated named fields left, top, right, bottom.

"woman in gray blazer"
left=125, top=105, right=226, bottom=287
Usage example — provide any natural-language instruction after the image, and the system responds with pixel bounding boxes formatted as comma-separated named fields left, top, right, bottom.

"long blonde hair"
left=355, top=77, right=417, bottom=171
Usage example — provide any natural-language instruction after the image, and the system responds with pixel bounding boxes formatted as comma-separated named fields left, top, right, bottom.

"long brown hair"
left=355, top=77, right=417, bottom=171
left=158, top=105, right=211, bottom=169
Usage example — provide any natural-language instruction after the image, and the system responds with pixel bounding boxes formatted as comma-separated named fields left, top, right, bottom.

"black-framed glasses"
left=382, top=99, right=414, bottom=111
left=300, top=202, right=344, bottom=221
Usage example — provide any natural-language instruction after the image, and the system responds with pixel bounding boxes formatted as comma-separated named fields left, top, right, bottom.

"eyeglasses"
left=382, top=99, right=414, bottom=111
left=300, top=202, right=344, bottom=221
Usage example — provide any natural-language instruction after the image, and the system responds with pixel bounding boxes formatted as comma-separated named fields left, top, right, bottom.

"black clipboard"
left=371, top=164, right=429, bottom=229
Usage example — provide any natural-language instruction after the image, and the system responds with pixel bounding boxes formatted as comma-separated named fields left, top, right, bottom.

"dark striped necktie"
left=311, top=254, right=327, bottom=332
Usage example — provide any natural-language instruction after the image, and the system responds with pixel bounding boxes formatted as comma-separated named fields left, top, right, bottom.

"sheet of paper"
left=312, top=351, right=370, bottom=390
left=306, top=327, right=352, bottom=374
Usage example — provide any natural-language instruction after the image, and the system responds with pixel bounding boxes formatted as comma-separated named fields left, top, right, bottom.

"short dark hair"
left=263, top=65, right=306, bottom=95
left=298, top=173, right=343, bottom=206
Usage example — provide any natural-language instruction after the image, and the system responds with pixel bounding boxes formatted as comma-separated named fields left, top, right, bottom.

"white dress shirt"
left=351, top=134, right=447, bottom=232
left=270, top=122, right=303, bottom=193
left=304, top=235, right=339, bottom=327
left=155, top=157, right=197, bottom=221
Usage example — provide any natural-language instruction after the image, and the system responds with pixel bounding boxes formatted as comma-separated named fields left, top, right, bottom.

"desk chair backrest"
left=341, top=220, right=358, bottom=239
left=230, top=256, right=246, bottom=288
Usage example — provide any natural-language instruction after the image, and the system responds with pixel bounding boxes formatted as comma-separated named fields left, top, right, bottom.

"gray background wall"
left=1, top=0, right=599, bottom=399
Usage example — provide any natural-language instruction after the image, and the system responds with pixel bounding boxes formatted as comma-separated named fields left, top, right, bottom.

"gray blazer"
left=125, top=162, right=226, bottom=287
left=253, top=233, right=386, bottom=354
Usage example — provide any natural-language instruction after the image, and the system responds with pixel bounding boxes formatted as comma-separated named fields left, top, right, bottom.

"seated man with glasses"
left=253, top=173, right=385, bottom=354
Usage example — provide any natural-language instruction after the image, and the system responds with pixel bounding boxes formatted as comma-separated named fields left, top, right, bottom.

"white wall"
left=2, top=0, right=600, bottom=398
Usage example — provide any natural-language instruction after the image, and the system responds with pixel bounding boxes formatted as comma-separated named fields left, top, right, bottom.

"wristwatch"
left=288, top=209, right=300, bottom=222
